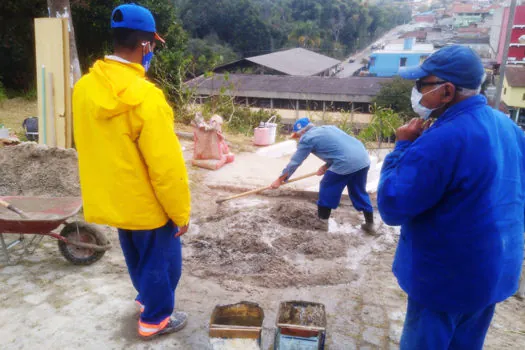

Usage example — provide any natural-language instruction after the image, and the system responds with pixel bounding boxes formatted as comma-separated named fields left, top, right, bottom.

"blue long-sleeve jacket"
left=378, top=95, right=525, bottom=313
left=281, top=125, right=370, bottom=179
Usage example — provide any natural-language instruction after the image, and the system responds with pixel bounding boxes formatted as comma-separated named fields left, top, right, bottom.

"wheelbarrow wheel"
left=58, top=222, right=108, bottom=265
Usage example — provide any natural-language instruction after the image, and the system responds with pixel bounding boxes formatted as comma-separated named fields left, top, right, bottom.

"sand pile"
left=0, top=143, right=80, bottom=197
left=185, top=201, right=368, bottom=288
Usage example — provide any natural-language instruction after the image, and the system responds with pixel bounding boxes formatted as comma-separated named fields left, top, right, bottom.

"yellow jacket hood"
left=89, top=58, right=155, bottom=119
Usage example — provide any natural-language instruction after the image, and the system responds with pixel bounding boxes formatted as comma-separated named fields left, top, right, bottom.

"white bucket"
left=264, top=116, right=277, bottom=145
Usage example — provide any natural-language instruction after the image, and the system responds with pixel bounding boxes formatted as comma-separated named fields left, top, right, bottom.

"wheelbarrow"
left=0, top=196, right=111, bottom=266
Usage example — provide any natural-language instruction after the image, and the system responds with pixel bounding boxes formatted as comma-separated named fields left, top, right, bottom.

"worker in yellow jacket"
left=73, top=4, right=190, bottom=340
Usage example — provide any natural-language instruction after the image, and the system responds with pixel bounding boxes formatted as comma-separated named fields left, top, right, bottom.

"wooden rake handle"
left=0, top=198, right=30, bottom=219
left=215, top=171, right=318, bottom=204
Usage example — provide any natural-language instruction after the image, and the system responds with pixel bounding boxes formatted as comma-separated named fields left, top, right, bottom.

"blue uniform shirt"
left=281, top=125, right=370, bottom=179
left=378, top=95, right=525, bottom=313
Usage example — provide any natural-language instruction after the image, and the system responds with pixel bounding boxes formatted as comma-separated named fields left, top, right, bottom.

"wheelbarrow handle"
left=0, top=199, right=29, bottom=219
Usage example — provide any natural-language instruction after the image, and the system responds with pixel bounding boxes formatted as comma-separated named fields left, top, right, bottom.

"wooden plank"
left=62, top=18, right=73, bottom=148
left=34, top=18, right=67, bottom=148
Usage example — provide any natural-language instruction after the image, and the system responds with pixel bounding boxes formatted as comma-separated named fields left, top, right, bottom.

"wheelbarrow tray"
left=0, top=197, right=83, bottom=234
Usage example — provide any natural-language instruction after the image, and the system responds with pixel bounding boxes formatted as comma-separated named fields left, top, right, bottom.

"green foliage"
left=22, top=86, right=37, bottom=101
left=0, top=1, right=47, bottom=90
left=180, top=0, right=411, bottom=59
left=372, top=77, right=418, bottom=119
left=199, top=87, right=281, bottom=135
left=358, top=104, right=405, bottom=147
left=187, top=35, right=239, bottom=73
left=0, top=80, right=7, bottom=106
left=224, top=106, right=279, bottom=135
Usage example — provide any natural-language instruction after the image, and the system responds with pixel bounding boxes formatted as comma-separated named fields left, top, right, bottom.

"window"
left=523, top=93, right=525, bottom=100
left=504, top=88, right=507, bottom=95
left=400, top=57, right=407, bottom=67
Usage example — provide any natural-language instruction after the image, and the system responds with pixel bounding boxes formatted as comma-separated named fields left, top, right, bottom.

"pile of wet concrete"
left=0, top=143, right=80, bottom=197
left=184, top=199, right=396, bottom=288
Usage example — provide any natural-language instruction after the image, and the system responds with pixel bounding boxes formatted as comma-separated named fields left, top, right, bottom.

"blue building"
left=368, top=38, right=435, bottom=77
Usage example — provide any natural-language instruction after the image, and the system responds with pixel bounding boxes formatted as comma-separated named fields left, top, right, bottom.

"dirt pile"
left=0, top=143, right=80, bottom=197
left=185, top=201, right=378, bottom=288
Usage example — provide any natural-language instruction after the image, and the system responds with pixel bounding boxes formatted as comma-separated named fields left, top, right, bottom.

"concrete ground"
left=0, top=141, right=524, bottom=349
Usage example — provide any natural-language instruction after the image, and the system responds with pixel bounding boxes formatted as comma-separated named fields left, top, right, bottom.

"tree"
left=358, top=104, right=404, bottom=147
left=0, top=0, right=47, bottom=90
left=372, top=77, right=418, bottom=118
left=47, top=0, right=82, bottom=83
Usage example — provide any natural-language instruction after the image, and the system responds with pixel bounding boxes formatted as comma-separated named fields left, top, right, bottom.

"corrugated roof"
left=450, top=36, right=490, bottom=44
left=245, top=48, right=341, bottom=76
left=186, top=74, right=392, bottom=102
left=506, top=66, right=525, bottom=87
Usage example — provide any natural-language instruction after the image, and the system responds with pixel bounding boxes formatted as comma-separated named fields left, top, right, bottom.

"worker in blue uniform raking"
left=377, top=45, right=525, bottom=349
left=270, top=118, right=376, bottom=234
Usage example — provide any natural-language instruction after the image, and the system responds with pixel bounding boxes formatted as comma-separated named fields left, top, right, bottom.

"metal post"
left=515, top=107, right=521, bottom=123
left=493, top=0, right=518, bottom=110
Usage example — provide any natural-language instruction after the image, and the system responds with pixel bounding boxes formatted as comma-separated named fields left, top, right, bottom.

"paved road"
left=336, top=25, right=409, bottom=78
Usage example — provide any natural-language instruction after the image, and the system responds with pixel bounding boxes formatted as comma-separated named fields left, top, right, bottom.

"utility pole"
left=493, top=0, right=518, bottom=110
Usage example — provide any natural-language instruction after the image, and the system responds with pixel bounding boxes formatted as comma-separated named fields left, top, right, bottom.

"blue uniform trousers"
left=317, top=167, right=373, bottom=213
left=400, top=298, right=496, bottom=350
left=118, top=221, right=182, bottom=325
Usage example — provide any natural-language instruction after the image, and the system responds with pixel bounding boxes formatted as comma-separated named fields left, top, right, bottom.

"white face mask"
left=410, top=85, right=444, bottom=120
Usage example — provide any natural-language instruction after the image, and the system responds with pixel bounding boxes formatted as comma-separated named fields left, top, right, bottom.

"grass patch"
left=0, top=98, right=38, bottom=138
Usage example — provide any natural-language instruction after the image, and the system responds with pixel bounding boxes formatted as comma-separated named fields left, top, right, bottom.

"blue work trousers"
left=317, top=167, right=373, bottom=213
left=118, top=221, right=182, bottom=325
left=400, top=298, right=496, bottom=350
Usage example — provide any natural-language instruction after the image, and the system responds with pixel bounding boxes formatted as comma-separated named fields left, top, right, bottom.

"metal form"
left=209, top=302, right=264, bottom=348
left=274, top=301, right=327, bottom=350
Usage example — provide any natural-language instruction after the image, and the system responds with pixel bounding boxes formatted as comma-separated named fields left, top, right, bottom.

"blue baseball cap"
left=293, top=118, right=311, bottom=133
left=399, top=45, right=484, bottom=89
left=111, top=3, right=165, bottom=43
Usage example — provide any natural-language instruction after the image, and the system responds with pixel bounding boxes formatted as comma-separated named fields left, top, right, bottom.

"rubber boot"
left=316, top=206, right=331, bottom=231
left=361, top=211, right=376, bottom=235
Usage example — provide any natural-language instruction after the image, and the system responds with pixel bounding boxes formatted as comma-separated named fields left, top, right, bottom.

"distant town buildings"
left=187, top=0, right=525, bottom=128
left=368, top=38, right=434, bottom=77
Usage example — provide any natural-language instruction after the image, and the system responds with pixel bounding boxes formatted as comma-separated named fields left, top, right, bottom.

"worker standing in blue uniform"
left=378, top=45, right=525, bottom=349
left=271, top=119, right=375, bottom=233
left=73, top=4, right=191, bottom=339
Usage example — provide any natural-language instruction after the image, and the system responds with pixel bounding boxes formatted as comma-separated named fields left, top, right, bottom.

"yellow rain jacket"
left=73, top=58, right=190, bottom=230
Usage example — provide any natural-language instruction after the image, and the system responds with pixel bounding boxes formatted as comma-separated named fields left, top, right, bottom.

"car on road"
left=348, top=57, right=356, bottom=63
left=371, top=42, right=384, bottom=50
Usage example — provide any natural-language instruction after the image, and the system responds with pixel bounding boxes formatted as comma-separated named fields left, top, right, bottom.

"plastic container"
left=254, top=116, right=278, bottom=146
left=254, top=127, right=271, bottom=146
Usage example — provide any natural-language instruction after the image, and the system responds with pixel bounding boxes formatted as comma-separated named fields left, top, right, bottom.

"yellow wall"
left=502, top=77, right=525, bottom=109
